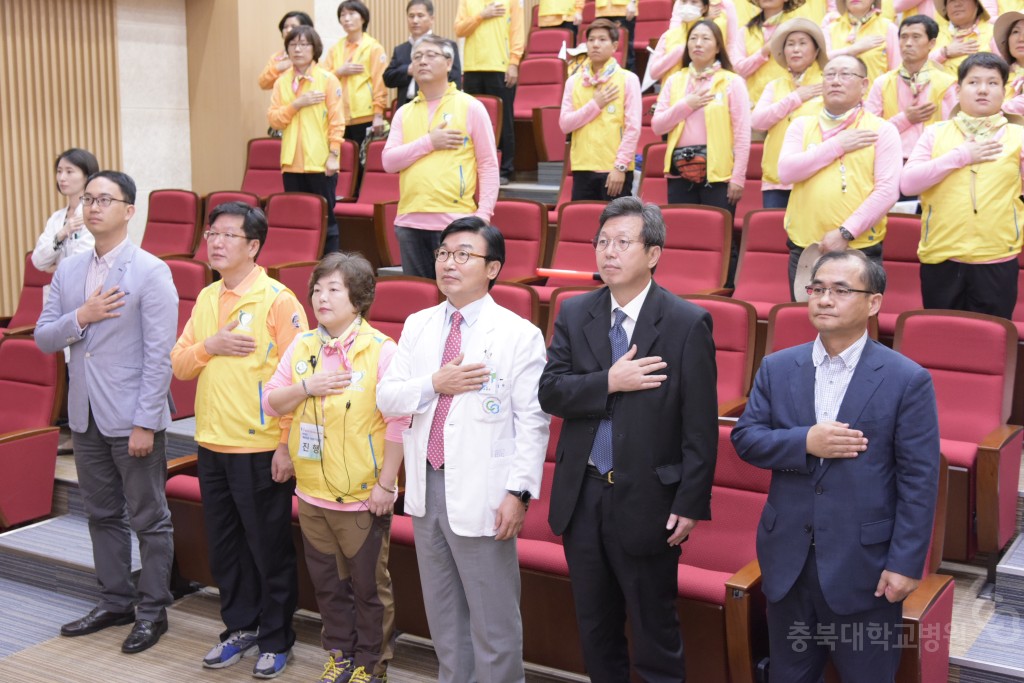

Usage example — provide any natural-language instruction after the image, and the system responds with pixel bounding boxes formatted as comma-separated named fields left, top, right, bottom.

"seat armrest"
left=901, top=573, right=953, bottom=623
left=154, top=252, right=192, bottom=260
left=167, top=453, right=199, bottom=477
left=724, top=559, right=763, bottom=683
left=1, top=324, right=37, bottom=337
left=697, top=287, right=734, bottom=297
left=975, top=424, right=1023, bottom=552
left=0, top=426, right=60, bottom=445
left=719, top=397, right=748, bottom=418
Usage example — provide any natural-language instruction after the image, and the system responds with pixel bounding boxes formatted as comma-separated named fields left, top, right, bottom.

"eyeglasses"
left=204, top=230, right=251, bottom=242
left=288, top=41, right=314, bottom=50
left=805, top=285, right=876, bottom=298
left=412, top=50, right=448, bottom=61
left=82, top=195, right=132, bottom=208
left=822, top=71, right=866, bottom=82
left=593, top=237, right=645, bottom=253
left=434, top=248, right=487, bottom=264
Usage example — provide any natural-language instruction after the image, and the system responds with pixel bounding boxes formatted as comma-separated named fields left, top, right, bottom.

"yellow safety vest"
left=919, top=122, right=1024, bottom=263
left=326, top=34, right=383, bottom=122
left=785, top=110, right=888, bottom=248
left=663, top=68, right=737, bottom=182
left=287, top=325, right=390, bottom=503
left=826, top=13, right=893, bottom=84
left=879, top=66, right=955, bottom=125
left=540, top=0, right=579, bottom=17
left=277, top=66, right=337, bottom=172
left=933, top=21, right=994, bottom=76
left=744, top=24, right=789, bottom=105
left=464, top=0, right=514, bottom=72
left=761, top=64, right=824, bottom=185
left=595, top=0, right=631, bottom=15
left=658, top=25, right=688, bottom=84
left=192, top=268, right=293, bottom=450
left=398, top=83, right=479, bottom=214
left=570, top=63, right=635, bottom=171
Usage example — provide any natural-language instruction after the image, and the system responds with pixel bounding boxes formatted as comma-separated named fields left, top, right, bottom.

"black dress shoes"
left=60, top=607, right=135, bottom=637
left=121, top=618, right=168, bottom=654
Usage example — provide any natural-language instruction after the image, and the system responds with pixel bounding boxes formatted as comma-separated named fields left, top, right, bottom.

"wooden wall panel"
left=0, top=0, right=121, bottom=317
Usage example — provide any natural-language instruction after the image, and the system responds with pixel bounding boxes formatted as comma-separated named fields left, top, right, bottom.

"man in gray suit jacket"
left=36, top=171, right=178, bottom=655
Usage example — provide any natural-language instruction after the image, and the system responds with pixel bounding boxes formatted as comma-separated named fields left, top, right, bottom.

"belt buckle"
left=606, top=470, right=614, bottom=485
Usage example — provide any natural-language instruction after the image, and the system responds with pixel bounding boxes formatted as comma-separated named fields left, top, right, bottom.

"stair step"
left=500, top=183, right=559, bottom=205
left=995, top=535, right=1024, bottom=613
left=952, top=607, right=1024, bottom=681
left=166, top=416, right=198, bottom=460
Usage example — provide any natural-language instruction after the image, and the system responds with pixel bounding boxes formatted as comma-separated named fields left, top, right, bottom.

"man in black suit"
left=539, top=197, right=718, bottom=683
left=384, top=0, right=462, bottom=109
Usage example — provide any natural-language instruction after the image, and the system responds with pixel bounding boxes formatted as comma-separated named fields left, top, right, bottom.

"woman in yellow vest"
left=268, top=26, right=345, bottom=255
left=823, top=0, right=899, bottom=83
left=931, top=0, right=995, bottom=76
left=996, top=11, right=1024, bottom=114
left=650, top=0, right=746, bottom=83
left=323, top=1, right=388, bottom=145
left=751, top=18, right=827, bottom=208
left=263, top=252, right=409, bottom=682
left=652, top=20, right=752, bottom=210
left=258, top=11, right=313, bottom=91
left=734, top=0, right=806, bottom=104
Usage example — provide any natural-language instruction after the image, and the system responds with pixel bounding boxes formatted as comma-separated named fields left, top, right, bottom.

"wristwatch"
left=613, top=163, right=628, bottom=173
left=508, top=490, right=532, bottom=508
left=838, top=226, right=854, bottom=241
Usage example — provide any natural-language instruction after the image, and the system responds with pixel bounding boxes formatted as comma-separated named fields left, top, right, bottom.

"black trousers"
left=562, top=476, right=685, bottom=683
left=197, top=446, right=298, bottom=652
left=463, top=70, right=516, bottom=178
left=572, top=170, right=634, bottom=201
left=920, top=258, right=1019, bottom=320
left=282, top=171, right=340, bottom=254
left=667, top=178, right=733, bottom=214
left=608, top=16, right=637, bottom=72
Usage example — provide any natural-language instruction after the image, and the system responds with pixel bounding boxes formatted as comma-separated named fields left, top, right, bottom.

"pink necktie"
left=426, top=311, right=462, bottom=470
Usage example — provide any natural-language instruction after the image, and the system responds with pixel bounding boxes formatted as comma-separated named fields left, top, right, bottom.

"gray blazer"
left=35, top=241, right=178, bottom=437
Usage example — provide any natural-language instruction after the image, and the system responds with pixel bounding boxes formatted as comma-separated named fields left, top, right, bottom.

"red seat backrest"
left=259, top=192, right=327, bottom=267
left=638, top=95, right=660, bottom=153
left=197, top=191, right=261, bottom=262
left=1015, top=248, right=1024, bottom=325
left=631, top=0, right=673, bottom=47
left=658, top=204, right=731, bottom=294
left=764, top=302, right=816, bottom=354
left=527, top=27, right=574, bottom=58
left=547, top=201, right=607, bottom=290
left=0, top=336, right=62, bottom=432
left=732, top=209, right=791, bottom=318
left=533, top=106, right=566, bottom=163
left=513, top=58, right=567, bottom=120
left=746, top=142, right=764, bottom=181
left=685, top=295, right=756, bottom=403
left=878, top=213, right=923, bottom=336
left=546, top=286, right=595, bottom=343
left=358, top=140, right=400, bottom=206
left=6, top=253, right=52, bottom=331
left=241, top=138, right=285, bottom=198
left=490, top=282, right=540, bottom=326
left=638, top=142, right=668, bottom=205
left=735, top=142, right=765, bottom=230
left=268, top=262, right=316, bottom=331
left=492, top=199, right=548, bottom=281
left=374, top=201, right=402, bottom=268
left=368, top=276, right=441, bottom=341
left=336, top=139, right=360, bottom=201
left=474, top=95, right=503, bottom=139
left=141, top=190, right=201, bottom=257
left=164, top=257, right=214, bottom=420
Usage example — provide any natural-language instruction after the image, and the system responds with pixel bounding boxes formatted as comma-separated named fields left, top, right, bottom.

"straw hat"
left=994, top=10, right=1024, bottom=64
left=770, top=18, right=829, bottom=70
left=933, top=0, right=989, bottom=23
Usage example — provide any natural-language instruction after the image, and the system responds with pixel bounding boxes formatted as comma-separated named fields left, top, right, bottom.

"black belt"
left=585, top=465, right=614, bottom=485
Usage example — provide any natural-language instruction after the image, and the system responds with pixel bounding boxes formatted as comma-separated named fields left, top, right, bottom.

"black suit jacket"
left=539, top=283, right=719, bottom=556
left=384, top=39, right=463, bottom=109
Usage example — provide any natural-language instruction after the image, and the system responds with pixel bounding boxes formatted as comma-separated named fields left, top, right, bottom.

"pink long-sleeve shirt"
left=865, top=71, right=958, bottom=158
left=559, top=68, right=642, bottom=170
left=900, top=123, right=1024, bottom=197
left=651, top=72, right=752, bottom=186
left=892, top=0, right=934, bottom=16
left=661, top=0, right=745, bottom=66
left=778, top=113, right=902, bottom=237
left=382, top=96, right=499, bottom=231
left=750, top=79, right=815, bottom=190
left=734, top=23, right=779, bottom=78
left=822, top=17, right=900, bottom=75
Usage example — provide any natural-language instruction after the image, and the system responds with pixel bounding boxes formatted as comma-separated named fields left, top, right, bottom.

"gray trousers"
left=412, top=467, right=525, bottom=683
left=72, top=412, right=174, bottom=621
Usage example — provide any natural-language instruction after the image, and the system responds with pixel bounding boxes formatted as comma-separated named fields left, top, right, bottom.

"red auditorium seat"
left=637, top=142, right=668, bottom=205
left=638, top=94, right=660, bottom=153
left=631, top=0, right=673, bottom=53
left=765, top=302, right=879, bottom=356
left=335, top=139, right=360, bottom=202
left=658, top=204, right=732, bottom=295
left=368, top=276, right=441, bottom=341
left=490, top=282, right=541, bottom=327
left=373, top=200, right=401, bottom=268
left=140, top=189, right=202, bottom=258
left=0, top=252, right=52, bottom=337
left=732, top=209, right=791, bottom=320
left=734, top=142, right=764, bottom=231
left=241, top=137, right=285, bottom=199
left=337, top=140, right=401, bottom=266
left=526, top=27, right=574, bottom=58
left=893, top=310, right=1022, bottom=563
left=267, top=262, right=315, bottom=334
left=878, top=213, right=923, bottom=338
left=259, top=192, right=327, bottom=267
left=532, top=106, right=566, bottom=163
left=163, top=256, right=214, bottom=420
left=490, top=199, right=549, bottom=282
left=546, top=286, right=594, bottom=344
left=513, top=58, right=567, bottom=122
left=195, top=191, right=261, bottom=263
left=684, top=295, right=756, bottom=416
left=533, top=201, right=606, bottom=303
left=473, top=94, right=503, bottom=140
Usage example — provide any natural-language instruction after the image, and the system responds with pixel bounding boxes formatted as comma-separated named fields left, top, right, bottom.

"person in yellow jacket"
left=539, top=0, right=585, bottom=43
left=323, top=1, right=388, bottom=145
left=822, top=0, right=899, bottom=84
left=258, top=11, right=314, bottom=91
left=930, top=0, right=995, bottom=76
left=595, top=0, right=640, bottom=70
left=902, top=52, right=1024, bottom=319
left=751, top=17, right=827, bottom=208
left=268, top=25, right=345, bottom=255
left=170, top=202, right=308, bottom=678
left=262, top=252, right=410, bottom=683
left=734, top=0, right=806, bottom=105
left=456, top=0, right=525, bottom=184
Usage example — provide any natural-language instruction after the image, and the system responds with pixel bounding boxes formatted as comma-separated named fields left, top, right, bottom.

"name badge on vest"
left=298, top=422, right=324, bottom=460
left=237, top=310, right=254, bottom=332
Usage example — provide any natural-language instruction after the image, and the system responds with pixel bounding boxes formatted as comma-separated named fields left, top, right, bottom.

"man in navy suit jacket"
left=732, top=249, right=939, bottom=682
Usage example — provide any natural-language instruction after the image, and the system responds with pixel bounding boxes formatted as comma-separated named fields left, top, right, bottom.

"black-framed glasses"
left=805, top=285, right=876, bottom=298
left=82, top=195, right=132, bottom=208
left=593, top=237, right=644, bottom=253
left=434, top=248, right=488, bottom=264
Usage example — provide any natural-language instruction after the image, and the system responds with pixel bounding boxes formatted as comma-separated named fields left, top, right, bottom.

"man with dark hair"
left=901, top=51, right=1023, bottom=318
left=733, top=248, right=939, bottom=682
left=36, top=170, right=178, bottom=655
left=171, top=201, right=308, bottom=678
left=384, top=0, right=463, bottom=108
left=378, top=217, right=549, bottom=683
left=540, top=196, right=718, bottom=682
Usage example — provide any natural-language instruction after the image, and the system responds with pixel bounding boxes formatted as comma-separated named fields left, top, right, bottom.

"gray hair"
left=596, top=196, right=666, bottom=249
left=811, top=249, right=887, bottom=294
left=412, top=34, right=454, bottom=60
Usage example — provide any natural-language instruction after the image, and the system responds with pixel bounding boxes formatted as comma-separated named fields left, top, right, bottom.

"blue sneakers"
left=253, top=649, right=293, bottom=679
left=202, top=630, right=258, bottom=669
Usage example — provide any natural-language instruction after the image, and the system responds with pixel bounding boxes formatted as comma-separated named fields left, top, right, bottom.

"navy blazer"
left=731, top=339, right=940, bottom=616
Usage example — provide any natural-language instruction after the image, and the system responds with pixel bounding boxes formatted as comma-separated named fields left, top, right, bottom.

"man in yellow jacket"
left=171, top=202, right=308, bottom=679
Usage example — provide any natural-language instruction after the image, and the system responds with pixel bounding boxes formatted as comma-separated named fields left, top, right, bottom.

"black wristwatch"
left=508, top=490, right=532, bottom=508
left=838, top=226, right=855, bottom=241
